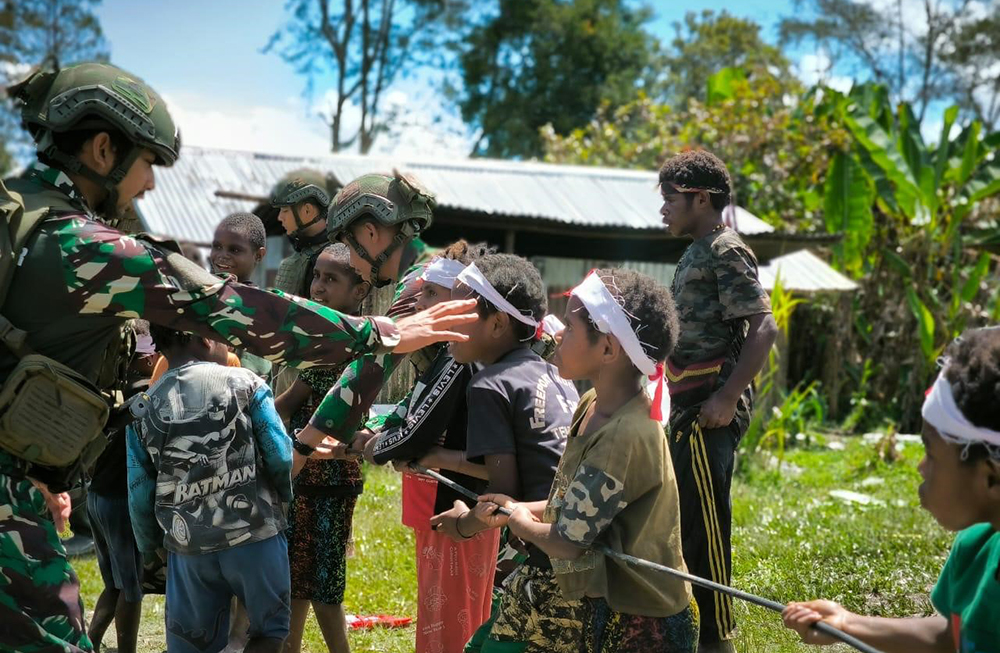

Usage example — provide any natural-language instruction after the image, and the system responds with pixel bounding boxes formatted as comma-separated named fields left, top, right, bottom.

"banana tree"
left=818, top=83, right=1000, bottom=365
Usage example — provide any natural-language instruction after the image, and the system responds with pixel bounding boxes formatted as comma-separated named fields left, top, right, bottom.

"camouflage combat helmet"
left=328, top=171, right=435, bottom=288
left=269, top=169, right=335, bottom=236
left=9, top=62, right=180, bottom=224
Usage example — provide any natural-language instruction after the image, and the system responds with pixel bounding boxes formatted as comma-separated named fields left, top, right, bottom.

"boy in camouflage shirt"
left=658, top=150, right=778, bottom=653
left=127, top=325, right=293, bottom=653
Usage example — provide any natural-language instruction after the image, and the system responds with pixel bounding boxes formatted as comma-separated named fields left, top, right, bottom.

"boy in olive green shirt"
left=478, top=269, right=698, bottom=653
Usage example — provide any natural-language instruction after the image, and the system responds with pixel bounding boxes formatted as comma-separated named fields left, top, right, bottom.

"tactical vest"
left=1, top=177, right=134, bottom=392
left=270, top=242, right=324, bottom=396
left=0, top=176, right=136, bottom=482
left=274, top=240, right=326, bottom=297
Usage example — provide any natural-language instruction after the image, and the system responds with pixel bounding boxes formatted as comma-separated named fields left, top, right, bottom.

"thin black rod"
left=407, top=462, right=884, bottom=653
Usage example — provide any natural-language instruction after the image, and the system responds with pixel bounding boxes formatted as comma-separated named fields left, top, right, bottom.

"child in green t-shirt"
left=477, top=268, right=699, bottom=653
left=783, top=326, right=1000, bottom=652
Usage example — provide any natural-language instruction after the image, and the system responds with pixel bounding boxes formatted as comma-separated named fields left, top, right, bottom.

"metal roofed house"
left=135, top=145, right=843, bottom=269
left=135, top=145, right=857, bottom=406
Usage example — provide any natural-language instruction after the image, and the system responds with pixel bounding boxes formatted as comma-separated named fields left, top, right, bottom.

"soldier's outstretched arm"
left=54, top=218, right=474, bottom=365
left=306, top=266, right=423, bottom=442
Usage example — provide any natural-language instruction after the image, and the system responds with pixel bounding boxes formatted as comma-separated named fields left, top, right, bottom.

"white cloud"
left=162, top=91, right=331, bottom=157
left=0, top=61, right=32, bottom=84
left=793, top=51, right=854, bottom=93
left=163, top=80, right=475, bottom=160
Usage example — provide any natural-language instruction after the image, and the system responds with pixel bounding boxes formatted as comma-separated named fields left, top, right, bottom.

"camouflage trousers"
left=484, top=563, right=583, bottom=653
left=0, top=469, right=93, bottom=653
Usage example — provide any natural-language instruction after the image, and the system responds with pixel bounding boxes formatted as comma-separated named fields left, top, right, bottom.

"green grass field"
left=73, top=436, right=948, bottom=653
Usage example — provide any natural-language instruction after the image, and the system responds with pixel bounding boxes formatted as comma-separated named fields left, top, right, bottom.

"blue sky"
left=95, top=0, right=826, bottom=158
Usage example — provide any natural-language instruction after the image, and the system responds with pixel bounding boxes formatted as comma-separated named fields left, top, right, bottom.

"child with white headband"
left=359, top=241, right=502, bottom=653
left=425, top=253, right=581, bottom=653
left=476, top=268, right=697, bottom=653
left=783, top=326, right=1000, bottom=652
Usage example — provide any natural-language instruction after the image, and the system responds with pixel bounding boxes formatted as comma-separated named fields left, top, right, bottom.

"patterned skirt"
left=486, top=563, right=583, bottom=653
left=582, top=597, right=700, bottom=653
left=286, top=491, right=358, bottom=604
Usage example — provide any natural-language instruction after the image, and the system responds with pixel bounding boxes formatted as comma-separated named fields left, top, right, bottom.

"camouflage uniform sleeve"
left=368, top=388, right=412, bottom=433
left=555, top=463, right=627, bottom=548
left=125, top=424, right=162, bottom=554
left=715, top=244, right=772, bottom=321
left=307, top=265, right=424, bottom=442
left=54, top=217, right=391, bottom=368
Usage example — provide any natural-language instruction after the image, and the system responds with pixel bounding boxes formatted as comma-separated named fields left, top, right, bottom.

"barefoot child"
left=783, top=326, right=1000, bottom=653
left=476, top=268, right=698, bottom=653
left=127, top=325, right=293, bottom=653
left=426, top=253, right=581, bottom=653
left=86, top=322, right=157, bottom=653
left=274, top=243, right=371, bottom=653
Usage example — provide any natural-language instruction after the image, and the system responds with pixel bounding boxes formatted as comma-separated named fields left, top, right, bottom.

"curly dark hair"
left=581, top=269, right=679, bottom=367
left=474, top=253, right=546, bottom=342
left=943, top=326, right=1000, bottom=463
left=318, top=243, right=365, bottom=287
left=440, top=239, right=496, bottom=265
left=321, top=242, right=352, bottom=266
left=217, top=212, right=266, bottom=250
left=658, top=149, right=732, bottom=210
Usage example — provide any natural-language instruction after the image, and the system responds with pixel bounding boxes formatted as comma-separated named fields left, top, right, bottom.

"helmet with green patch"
left=326, top=171, right=435, bottom=239
left=11, top=62, right=180, bottom=167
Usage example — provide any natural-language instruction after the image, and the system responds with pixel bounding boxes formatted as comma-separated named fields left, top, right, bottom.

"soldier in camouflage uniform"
left=0, top=62, right=474, bottom=653
left=268, top=170, right=339, bottom=396
left=293, top=172, right=438, bottom=455
left=271, top=169, right=339, bottom=299
left=658, top=150, right=778, bottom=653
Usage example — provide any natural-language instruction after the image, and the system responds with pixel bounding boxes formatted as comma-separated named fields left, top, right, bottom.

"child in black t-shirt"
left=424, top=253, right=581, bottom=653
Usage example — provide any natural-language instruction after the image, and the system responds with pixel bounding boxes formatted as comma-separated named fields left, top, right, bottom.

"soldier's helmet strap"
left=341, top=220, right=417, bottom=289
left=289, top=203, right=325, bottom=236
left=41, top=139, right=140, bottom=226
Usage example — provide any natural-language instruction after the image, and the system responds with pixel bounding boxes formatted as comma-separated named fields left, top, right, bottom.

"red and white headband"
left=420, top=257, right=467, bottom=290
left=457, top=262, right=540, bottom=329
left=570, top=271, right=668, bottom=421
left=923, top=367, right=1000, bottom=458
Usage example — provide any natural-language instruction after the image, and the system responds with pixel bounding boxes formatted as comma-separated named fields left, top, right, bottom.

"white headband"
left=457, top=262, right=539, bottom=328
left=542, top=314, right=565, bottom=336
left=570, top=271, right=668, bottom=422
left=923, top=369, right=1000, bottom=450
left=420, top=257, right=466, bottom=290
left=570, top=272, right=656, bottom=376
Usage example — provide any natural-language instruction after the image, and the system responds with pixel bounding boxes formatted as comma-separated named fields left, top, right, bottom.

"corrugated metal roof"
left=136, top=146, right=775, bottom=244
left=536, top=249, right=856, bottom=294
left=759, top=249, right=858, bottom=293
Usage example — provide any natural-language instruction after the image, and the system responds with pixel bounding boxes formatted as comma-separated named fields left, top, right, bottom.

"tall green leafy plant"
left=817, top=83, right=1000, bottom=423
